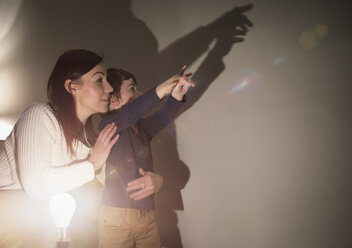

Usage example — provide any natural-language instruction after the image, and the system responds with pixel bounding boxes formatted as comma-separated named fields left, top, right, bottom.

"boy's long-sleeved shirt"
left=99, top=88, right=184, bottom=209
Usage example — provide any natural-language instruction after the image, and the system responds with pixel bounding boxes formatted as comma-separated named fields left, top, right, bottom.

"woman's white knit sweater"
left=0, top=102, right=95, bottom=199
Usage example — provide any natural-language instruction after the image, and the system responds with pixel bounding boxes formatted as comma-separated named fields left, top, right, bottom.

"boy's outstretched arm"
left=139, top=74, right=195, bottom=139
left=99, top=87, right=161, bottom=132
left=99, top=66, right=191, bottom=133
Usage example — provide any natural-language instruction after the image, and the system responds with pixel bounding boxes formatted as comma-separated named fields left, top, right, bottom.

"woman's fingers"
left=96, top=123, right=110, bottom=143
left=125, top=170, right=163, bottom=201
left=126, top=177, right=153, bottom=201
left=107, top=133, right=119, bottom=150
left=126, top=177, right=145, bottom=189
left=88, top=123, right=118, bottom=171
left=126, top=182, right=144, bottom=193
left=97, top=123, right=115, bottom=143
left=138, top=168, right=146, bottom=176
left=130, top=190, right=152, bottom=201
left=125, top=168, right=147, bottom=192
left=99, top=124, right=117, bottom=146
left=104, top=125, right=117, bottom=144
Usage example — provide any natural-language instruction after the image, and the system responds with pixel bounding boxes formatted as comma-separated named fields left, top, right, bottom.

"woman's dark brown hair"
left=107, top=68, right=137, bottom=97
left=47, top=49, right=102, bottom=156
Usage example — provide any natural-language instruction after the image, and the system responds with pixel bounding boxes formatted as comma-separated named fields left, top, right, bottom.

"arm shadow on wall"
left=12, top=1, right=253, bottom=247
left=151, top=5, right=254, bottom=248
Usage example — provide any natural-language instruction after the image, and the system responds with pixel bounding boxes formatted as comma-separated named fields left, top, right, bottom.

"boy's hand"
left=156, top=65, right=193, bottom=99
left=171, top=74, right=195, bottom=101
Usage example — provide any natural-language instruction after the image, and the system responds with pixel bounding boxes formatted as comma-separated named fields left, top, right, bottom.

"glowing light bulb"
left=49, top=193, right=76, bottom=243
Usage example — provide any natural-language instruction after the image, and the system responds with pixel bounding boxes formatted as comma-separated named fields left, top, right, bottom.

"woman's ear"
left=64, top=79, right=77, bottom=95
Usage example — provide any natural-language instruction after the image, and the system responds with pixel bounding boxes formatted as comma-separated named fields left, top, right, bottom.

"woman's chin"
left=97, top=105, right=109, bottom=114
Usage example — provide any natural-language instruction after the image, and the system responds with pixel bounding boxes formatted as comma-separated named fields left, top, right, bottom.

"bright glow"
left=0, top=119, right=13, bottom=140
left=0, top=68, right=21, bottom=115
left=49, top=193, right=76, bottom=229
left=0, top=0, right=23, bottom=41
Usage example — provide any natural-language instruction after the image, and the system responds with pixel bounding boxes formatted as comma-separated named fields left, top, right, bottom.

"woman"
left=0, top=49, right=118, bottom=199
left=0, top=49, right=119, bottom=247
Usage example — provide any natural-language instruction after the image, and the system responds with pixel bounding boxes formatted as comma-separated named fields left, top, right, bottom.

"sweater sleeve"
left=99, top=87, right=160, bottom=132
left=140, top=95, right=185, bottom=139
left=15, top=103, right=95, bottom=200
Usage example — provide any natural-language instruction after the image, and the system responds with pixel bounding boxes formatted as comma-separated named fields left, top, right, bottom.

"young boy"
left=98, top=67, right=193, bottom=248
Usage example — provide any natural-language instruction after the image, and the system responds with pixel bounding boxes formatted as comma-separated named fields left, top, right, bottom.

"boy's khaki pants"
left=98, top=206, right=161, bottom=248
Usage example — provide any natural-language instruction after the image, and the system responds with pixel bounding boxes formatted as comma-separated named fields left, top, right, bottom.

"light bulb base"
left=57, top=227, right=69, bottom=241
left=56, top=240, right=70, bottom=248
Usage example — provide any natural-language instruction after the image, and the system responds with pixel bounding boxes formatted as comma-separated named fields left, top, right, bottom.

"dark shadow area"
left=10, top=1, right=254, bottom=247
left=152, top=6, right=254, bottom=248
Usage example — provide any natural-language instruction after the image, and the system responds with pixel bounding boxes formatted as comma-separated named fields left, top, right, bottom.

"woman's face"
left=109, top=78, right=141, bottom=111
left=72, top=63, right=113, bottom=122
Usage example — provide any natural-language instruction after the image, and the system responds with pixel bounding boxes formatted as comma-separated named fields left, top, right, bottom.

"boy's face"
left=109, top=78, right=141, bottom=111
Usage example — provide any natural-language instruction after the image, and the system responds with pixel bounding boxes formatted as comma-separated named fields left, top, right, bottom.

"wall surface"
left=0, top=0, right=351, bottom=247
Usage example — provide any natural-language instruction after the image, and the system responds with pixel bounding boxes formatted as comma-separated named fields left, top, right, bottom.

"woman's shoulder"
left=25, top=101, right=52, bottom=111
left=22, top=102, right=55, bottom=116
left=19, top=102, right=58, bottom=126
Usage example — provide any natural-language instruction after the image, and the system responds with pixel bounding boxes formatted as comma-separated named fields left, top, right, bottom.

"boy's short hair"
left=107, top=68, right=137, bottom=98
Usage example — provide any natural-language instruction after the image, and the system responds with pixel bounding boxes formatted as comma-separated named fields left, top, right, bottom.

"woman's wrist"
left=88, top=158, right=97, bottom=171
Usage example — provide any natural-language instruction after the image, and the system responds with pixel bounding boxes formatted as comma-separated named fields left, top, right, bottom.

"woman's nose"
left=105, top=82, right=113, bottom=93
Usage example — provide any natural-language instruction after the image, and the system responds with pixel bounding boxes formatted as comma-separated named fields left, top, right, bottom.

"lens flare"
left=299, top=24, right=329, bottom=50
left=274, top=57, right=285, bottom=66
left=315, top=24, right=328, bottom=38
left=230, top=68, right=259, bottom=94
left=109, top=169, right=117, bottom=176
left=233, top=80, right=247, bottom=92
left=299, top=31, right=317, bottom=50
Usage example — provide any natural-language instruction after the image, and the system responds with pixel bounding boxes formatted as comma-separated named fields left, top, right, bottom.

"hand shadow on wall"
left=151, top=5, right=254, bottom=248
left=13, top=1, right=253, bottom=247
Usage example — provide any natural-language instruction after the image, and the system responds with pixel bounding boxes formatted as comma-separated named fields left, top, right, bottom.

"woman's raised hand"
left=88, top=123, right=119, bottom=171
left=155, top=65, right=193, bottom=99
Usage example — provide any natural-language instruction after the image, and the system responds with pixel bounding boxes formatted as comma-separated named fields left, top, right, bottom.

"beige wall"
left=0, top=0, right=351, bottom=247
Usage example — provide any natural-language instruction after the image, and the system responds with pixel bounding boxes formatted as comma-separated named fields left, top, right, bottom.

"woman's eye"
left=130, top=87, right=135, bottom=92
left=97, top=78, right=103, bottom=83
